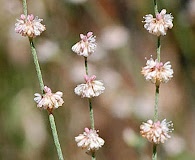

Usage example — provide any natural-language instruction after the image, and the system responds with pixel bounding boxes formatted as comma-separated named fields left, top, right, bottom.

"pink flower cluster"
left=74, top=75, right=105, bottom=98
left=34, top=86, right=64, bottom=112
left=15, top=14, right=46, bottom=38
left=75, top=128, right=105, bottom=152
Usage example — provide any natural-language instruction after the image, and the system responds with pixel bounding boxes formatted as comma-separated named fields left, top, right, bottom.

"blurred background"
left=0, top=0, right=195, bottom=159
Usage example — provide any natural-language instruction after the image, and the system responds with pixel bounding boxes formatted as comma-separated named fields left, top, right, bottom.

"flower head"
left=72, top=32, right=96, bottom=57
left=75, top=128, right=105, bottom=152
left=34, top=86, right=64, bottom=112
left=140, top=119, right=174, bottom=144
left=141, top=57, right=173, bottom=85
left=143, top=9, right=173, bottom=36
left=74, top=75, right=105, bottom=98
left=15, top=14, right=46, bottom=38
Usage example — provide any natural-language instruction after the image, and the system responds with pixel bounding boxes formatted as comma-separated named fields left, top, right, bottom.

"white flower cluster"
left=72, top=32, right=96, bottom=57
left=15, top=14, right=46, bottom=38
left=143, top=9, right=173, bottom=36
left=34, top=86, right=64, bottom=112
left=141, top=58, right=173, bottom=85
left=74, top=75, right=105, bottom=98
left=75, top=128, right=105, bottom=152
left=140, top=119, right=174, bottom=144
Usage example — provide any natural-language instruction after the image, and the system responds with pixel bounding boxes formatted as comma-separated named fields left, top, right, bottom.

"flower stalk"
left=153, top=1, right=159, bottom=160
left=49, top=114, right=64, bottom=160
left=21, top=1, right=64, bottom=159
left=84, top=57, right=95, bottom=130
left=29, top=39, right=44, bottom=92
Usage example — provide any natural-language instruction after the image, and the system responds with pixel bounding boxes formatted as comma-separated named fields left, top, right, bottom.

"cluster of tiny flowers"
left=141, top=57, right=173, bottom=85
left=140, top=119, right=174, bottom=144
left=15, top=14, right=46, bottom=38
left=143, top=9, right=173, bottom=36
left=75, top=128, right=105, bottom=152
left=34, top=86, right=64, bottom=112
left=72, top=32, right=96, bottom=57
left=74, top=75, right=105, bottom=98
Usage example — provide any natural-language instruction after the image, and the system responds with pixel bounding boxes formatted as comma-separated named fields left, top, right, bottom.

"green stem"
left=154, top=85, right=159, bottom=122
left=29, top=39, right=44, bottom=92
left=153, top=0, right=158, bottom=15
left=152, top=144, right=157, bottom=160
left=92, top=152, right=96, bottom=160
left=153, top=1, right=160, bottom=160
left=157, top=36, right=161, bottom=62
left=21, top=2, right=64, bottom=160
left=89, top=98, right=95, bottom=130
left=84, top=57, right=89, bottom=75
left=84, top=57, right=96, bottom=159
left=22, top=0, right=28, bottom=16
left=49, top=114, right=64, bottom=160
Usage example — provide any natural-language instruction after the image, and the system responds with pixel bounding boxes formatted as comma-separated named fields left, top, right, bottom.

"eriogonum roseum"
left=75, top=128, right=105, bottom=152
left=141, top=57, right=173, bottom=85
left=143, top=9, right=173, bottom=36
left=74, top=75, right=105, bottom=98
left=15, top=14, right=46, bottom=38
left=72, top=32, right=96, bottom=57
left=140, top=119, right=174, bottom=144
left=34, top=86, right=64, bottom=112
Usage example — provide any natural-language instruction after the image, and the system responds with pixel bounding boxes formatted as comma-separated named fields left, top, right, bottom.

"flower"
left=74, top=75, right=105, bottom=98
left=140, top=119, right=174, bottom=144
left=141, top=57, right=173, bottom=85
left=75, top=128, right=105, bottom=152
left=143, top=9, right=173, bottom=36
left=34, top=86, right=64, bottom=112
left=15, top=14, right=46, bottom=38
left=72, top=32, right=96, bottom=57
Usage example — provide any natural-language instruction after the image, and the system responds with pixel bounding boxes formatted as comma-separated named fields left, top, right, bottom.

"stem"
left=157, top=36, right=161, bottom=62
left=22, top=0, right=28, bottom=16
left=154, top=85, right=159, bottom=121
left=49, top=114, right=64, bottom=160
left=89, top=98, right=95, bottom=130
left=153, top=0, right=158, bottom=15
left=21, top=2, right=64, bottom=160
left=153, top=1, right=160, bottom=160
left=84, top=57, right=89, bottom=75
left=152, top=144, right=157, bottom=160
left=92, top=152, right=96, bottom=160
left=84, top=57, right=96, bottom=159
left=29, top=39, right=44, bottom=92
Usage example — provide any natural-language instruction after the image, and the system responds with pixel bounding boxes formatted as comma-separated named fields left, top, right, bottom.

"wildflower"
left=143, top=9, right=173, bottom=36
left=141, top=57, right=173, bottom=85
left=75, top=128, right=105, bottom=152
left=72, top=32, right=96, bottom=57
left=74, top=75, right=105, bottom=98
left=34, top=86, right=64, bottom=112
left=15, top=14, right=46, bottom=38
left=140, top=119, right=174, bottom=144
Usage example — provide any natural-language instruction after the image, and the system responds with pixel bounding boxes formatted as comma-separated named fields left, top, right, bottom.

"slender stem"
left=21, top=2, right=64, bottom=160
left=89, top=98, right=95, bottom=130
left=92, top=152, right=96, bottom=160
left=153, top=0, right=158, bottom=15
left=49, top=114, right=64, bottom=160
left=22, top=0, right=28, bottom=16
left=154, top=85, right=159, bottom=122
left=157, top=36, right=161, bottom=62
left=152, top=144, right=157, bottom=160
left=84, top=57, right=96, bottom=159
left=84, top=57, right=89, bottom=75
left=29, top=39, right=44, bottom=92
left=153, top=1, right=160, bottom=160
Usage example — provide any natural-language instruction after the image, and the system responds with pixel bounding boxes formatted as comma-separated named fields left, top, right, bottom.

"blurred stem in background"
left=22, top=0, right=64, bottom=160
